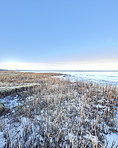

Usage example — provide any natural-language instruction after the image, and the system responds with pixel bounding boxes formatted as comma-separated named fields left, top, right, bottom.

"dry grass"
left=0, top=71, right=118, bottom=148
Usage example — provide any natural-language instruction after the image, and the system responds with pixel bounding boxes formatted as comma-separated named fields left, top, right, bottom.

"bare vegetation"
left=0, top=71, right=118, bottom=148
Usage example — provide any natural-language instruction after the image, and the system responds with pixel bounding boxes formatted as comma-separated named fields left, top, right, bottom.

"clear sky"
left=0, top=0, right=118, bottom=70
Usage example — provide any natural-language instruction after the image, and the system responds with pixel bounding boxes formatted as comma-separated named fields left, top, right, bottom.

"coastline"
left=0, top=71, right=118, bottom=147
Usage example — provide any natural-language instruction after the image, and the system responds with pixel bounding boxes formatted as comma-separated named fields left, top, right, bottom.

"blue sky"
left=0, top=0, right=118, bottom=70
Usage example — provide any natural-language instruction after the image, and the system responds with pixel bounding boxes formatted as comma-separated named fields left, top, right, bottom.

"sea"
left=21, top=70, right=118, bottom=86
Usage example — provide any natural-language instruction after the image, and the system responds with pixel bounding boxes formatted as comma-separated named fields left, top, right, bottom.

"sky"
left=0, top=0, right=118, bottom=70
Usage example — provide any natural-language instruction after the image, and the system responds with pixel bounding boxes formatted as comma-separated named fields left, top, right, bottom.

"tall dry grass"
left=0, top=71, right=118, bottom=148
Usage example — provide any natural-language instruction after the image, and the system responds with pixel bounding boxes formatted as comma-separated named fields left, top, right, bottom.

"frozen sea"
left=21, top=70, right=118, bottom=86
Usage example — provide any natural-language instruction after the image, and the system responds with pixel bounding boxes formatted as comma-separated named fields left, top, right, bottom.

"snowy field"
left=21, top=70, right=118, bottom=86
left=0, top=71, right=118, bottom=148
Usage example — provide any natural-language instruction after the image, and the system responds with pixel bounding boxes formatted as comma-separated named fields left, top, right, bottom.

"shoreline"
left=0, top=71, right=118, bottom=147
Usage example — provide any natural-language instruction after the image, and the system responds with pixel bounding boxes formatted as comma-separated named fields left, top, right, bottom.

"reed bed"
left=0, top=71, right=118, bottom=148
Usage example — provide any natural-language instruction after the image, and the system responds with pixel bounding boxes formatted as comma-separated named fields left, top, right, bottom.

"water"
left=21, top=70, right=118, bottom=86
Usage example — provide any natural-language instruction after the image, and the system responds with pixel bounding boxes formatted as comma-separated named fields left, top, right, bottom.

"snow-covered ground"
left=0, top=71, right=118, bottom=147
left=21, top=70, right=118, bottom=86
left=20, top=70, right=118, bottom=147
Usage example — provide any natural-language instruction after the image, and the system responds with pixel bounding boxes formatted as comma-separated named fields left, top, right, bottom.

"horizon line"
left=1, top=69, right=118, bottom=72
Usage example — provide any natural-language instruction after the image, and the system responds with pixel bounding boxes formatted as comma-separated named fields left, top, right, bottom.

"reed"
left=0, top=71, right=118, bottom=147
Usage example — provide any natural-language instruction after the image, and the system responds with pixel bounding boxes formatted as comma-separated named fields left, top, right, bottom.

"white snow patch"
left=106, top=133, right=118, bottom=148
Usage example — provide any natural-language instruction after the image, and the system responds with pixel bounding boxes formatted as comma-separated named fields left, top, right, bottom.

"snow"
left=106, top=133, right=118, bottom=148
left=21, top=70, right=118, bottom=86
left=0, top=132, right=5, bottom=147
left=0, top=71, right=118, bottom=147
left=1, top=95, right=20, bottom=109
left=55, top=71, right=118, bottom=86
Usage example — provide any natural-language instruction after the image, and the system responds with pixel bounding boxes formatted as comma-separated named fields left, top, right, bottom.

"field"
left=0, top=71, right=118, bottom=148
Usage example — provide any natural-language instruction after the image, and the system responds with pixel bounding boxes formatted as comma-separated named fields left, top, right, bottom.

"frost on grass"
left=0, top=71, right=118, bottom=148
